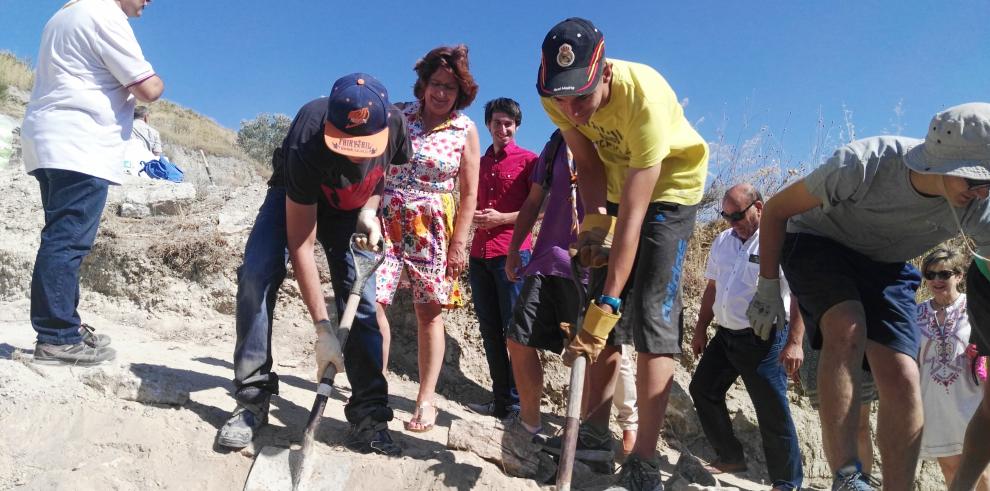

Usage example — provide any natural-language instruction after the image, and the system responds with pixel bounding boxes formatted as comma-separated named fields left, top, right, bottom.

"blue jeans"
left=233, top=188, right=391, bottom=424
left=30, top=169, right=110, bottom=345
left=469, top=251, right=529, bottom=416
left=233, top=187, right=288, bottom=407
left=316, top=209, right=392, bottom=424
left=689, top=326, right=803, bottom=489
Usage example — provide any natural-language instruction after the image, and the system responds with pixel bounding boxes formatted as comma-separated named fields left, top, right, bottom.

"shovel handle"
left=555, top=355, right=587, bottom=491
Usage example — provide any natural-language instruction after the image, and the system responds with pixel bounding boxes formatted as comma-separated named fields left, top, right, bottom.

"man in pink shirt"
left=466, top=98, right=539, bottom=419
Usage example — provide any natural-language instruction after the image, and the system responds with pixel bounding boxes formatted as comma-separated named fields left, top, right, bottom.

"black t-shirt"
left=279, top=97, right=411, bottom=211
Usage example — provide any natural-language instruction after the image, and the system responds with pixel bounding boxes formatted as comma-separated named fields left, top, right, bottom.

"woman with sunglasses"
left=917, top=247, right=989, bottom=489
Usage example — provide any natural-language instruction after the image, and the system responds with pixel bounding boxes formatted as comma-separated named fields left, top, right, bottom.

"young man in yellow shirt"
left=537, top=17, right=708, bottom=490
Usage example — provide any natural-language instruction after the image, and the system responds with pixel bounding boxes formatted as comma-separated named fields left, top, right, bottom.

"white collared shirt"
left=704, top=228, right=791, bottom=330
left=21, top=0, right=155, bottom=184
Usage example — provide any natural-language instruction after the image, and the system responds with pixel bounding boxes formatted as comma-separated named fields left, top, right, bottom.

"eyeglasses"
left=428, top=80, right=458, bottom=93
left=965, top=178, right=990, bottom=190
left=924, top=270, right=958, bottom=281
left=720, top=201, right=757, bottom=222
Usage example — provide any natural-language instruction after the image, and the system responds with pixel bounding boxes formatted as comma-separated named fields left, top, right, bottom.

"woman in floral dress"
left=376, top=45, right=480, bottom=432
left=917, top=246, right=990, bottom=489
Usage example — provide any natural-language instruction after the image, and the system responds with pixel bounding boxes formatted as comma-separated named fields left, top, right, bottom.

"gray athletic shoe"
left=543, top=421, right=615, bottom=462
left=606, top=454, right=663, bottom=491
left=34, top=340, right=116, bottom=366
left=79, top=323, right=111, bottom=348
left=217, top=404, right=268, bottom=449
left=831, top=464, right=874, bottom=491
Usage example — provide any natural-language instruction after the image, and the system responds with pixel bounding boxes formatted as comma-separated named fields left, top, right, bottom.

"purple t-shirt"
left=522, top=134, right=585, bottom=279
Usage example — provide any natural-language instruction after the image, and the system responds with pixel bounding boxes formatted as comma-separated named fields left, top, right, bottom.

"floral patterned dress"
left=376, top=101, right=471, bottom=306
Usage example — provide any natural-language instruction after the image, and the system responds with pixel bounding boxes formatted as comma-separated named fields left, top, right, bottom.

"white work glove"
left=746, top=277, right=786, bottom=341
left=315, top=319, right=344, bottom=382
left=354, top=208, right=381, bottom=251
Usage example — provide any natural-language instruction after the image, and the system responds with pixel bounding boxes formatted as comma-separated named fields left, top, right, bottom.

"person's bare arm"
left=691, top=280, right=717, bottom=356
left=757, top=180, right=823, bottom=279
left=561, top=128, right=607, bottom=215
left=286, top=197, right=329, bottom=323
left=448, top=122, right=480, bottom=278
left=505, top=183, right=547, bottom=281
left=779, top=295, right=805, bottom=376
left=128, top=75, right=164, bottom=103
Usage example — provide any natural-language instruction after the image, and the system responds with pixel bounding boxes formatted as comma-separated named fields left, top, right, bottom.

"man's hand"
left=354, top=209, right=381, bottom=251
left=747, top=277, right=786, bottom=341
left=505, top=250, right=523, bottom=282
left=778, top=341, right=803, bottom=377
left=570, top=213, right=614, bottom=268
left=315, top=319, right=344, bottom=381
left=562, top=301, right=620, bottom=366
left=473, top=208, right=507, bottom=230
left=691, top=328, right=708, bottom=357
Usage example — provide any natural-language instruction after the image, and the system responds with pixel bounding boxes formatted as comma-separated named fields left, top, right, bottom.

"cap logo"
left=557, top=44, right=575, bottom=68
left=345, top=107, right=370, bottom=129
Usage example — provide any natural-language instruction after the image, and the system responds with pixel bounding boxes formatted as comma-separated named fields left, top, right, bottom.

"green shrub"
left=237, top=113, right=291, bottom=164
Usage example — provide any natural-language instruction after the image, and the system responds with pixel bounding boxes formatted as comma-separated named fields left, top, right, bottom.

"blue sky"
left=2, top=0, right=988, bottom=171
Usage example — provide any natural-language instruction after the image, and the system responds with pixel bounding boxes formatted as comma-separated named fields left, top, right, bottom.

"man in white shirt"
left=132, top=105, right=162, bottom=156
left=21, top=0, right=164, bottom=365
left=688, top=184, right=804, bottom=490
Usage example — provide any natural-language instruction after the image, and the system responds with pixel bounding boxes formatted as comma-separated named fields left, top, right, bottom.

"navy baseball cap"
left=324, top=73, right=390, bottom=158
left=537, top=18, right=606, bottom=97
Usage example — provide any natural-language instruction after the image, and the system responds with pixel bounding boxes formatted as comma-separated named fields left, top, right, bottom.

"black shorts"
left=587, top=201, right=697, bottom=355
left=506, top=275, right=579, bottom=353
left=966, top=260, right=990, bottom=356
left=781, top=233, right=922, bottom=360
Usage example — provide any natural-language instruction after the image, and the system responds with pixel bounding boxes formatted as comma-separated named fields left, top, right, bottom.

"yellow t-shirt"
left=541, top=59, right=708, bottom=206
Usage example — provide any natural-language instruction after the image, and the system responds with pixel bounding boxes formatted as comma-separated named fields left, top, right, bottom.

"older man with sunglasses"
left=748, top=102, right=990, bottom=491
left=688, top=183, right=804, bottom=490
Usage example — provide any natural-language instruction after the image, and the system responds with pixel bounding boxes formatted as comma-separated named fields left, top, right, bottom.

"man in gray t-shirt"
left=746, top=103, right=990, bottom=490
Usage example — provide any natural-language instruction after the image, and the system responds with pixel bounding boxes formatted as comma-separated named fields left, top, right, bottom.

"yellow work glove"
left=562, top=301, right=621, bottom=366
left=570, top=213, right=615, bottom=268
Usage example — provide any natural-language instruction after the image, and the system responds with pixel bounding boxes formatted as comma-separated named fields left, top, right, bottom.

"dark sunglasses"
left=720, top=201, right=756, bottom=222
left=924, top=270, right=958, bottom=281
left=965, top=178, right=990, bottom=190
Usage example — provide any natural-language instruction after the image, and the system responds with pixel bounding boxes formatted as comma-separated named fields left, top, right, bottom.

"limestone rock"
left=80, top=363, right=190, bottom=405
left=447, top=419, right=556, bottom=482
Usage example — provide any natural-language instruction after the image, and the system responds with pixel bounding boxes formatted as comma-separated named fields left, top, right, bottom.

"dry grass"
left=147, top=100, right=248, bottom=160
left=0, top=51, right=33, bottom=93
left=0, top=51, right=34, bottom=117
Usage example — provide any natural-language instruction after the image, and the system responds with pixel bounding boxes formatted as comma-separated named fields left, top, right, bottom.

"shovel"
left=555, top=256, right=590, bottom=491
left=244, top=233, right=385, bottom=491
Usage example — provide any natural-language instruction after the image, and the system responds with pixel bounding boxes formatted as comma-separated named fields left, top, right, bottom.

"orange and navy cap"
left=536, top=18, right=605, bottom=97
left=324, top=73, right=390, bottom=158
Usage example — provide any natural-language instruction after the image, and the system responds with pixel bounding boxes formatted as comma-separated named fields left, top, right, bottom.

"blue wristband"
left=597, top=295, right=622, bottom=313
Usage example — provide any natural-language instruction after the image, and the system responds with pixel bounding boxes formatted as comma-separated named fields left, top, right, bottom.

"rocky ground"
left=0, top=110, right=946, bottom=489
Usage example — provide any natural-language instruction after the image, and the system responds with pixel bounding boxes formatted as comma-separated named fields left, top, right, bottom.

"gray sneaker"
left=502, top=414, right=549, bottom=446
left=79, top=323, right=111, bottom=348
left=832, top=464, right=874, bottom=491
left=466, top=400, right=495, bottom=415
left=218, top=404, right=268, bottom=449
left=543, top=421, right=615, bottom=462
left=606, top=454, right=663, bottom=491
left=34, top=340, right=116, bottom=366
